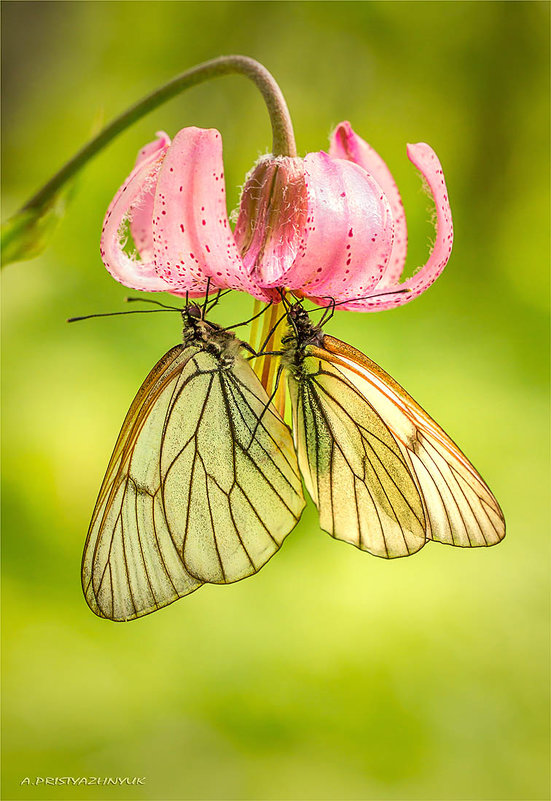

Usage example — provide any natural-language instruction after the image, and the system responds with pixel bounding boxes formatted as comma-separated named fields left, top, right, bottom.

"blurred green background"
left=2, top=2, right=549, bottom=800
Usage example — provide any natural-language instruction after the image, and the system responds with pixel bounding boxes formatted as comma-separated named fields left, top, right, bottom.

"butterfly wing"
left=83, top=339, right=305, bottom=621
left=160, top=344, right=305, bottom=585
left=312, top=335, right=505, bottom=548
left=82, top=345, right=203, bottom=621
left=287, top=350, right=427, bottom=558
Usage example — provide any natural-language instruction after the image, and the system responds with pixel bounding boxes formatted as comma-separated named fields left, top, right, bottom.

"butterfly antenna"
left=277, top=291, right=303, bottom=339
left=206, top=289, right=222, bottom=314
left=224, top=301, right=272, bottom=331
left=318, top=296, right=336, bottom=328
left=329, top=296, right=337, bottom=324
left=206, top=288, right=232, bottom=314
left=335, top=286, right=412, bottom=305
left=279, top=289, right=293, bottom=314
left=67, top=308, right=181, bottom=323
left=306, top=286, right=413, bottom=318
left=201, top=278, right=211, bottom=319
left=123, top=297, right=182, bottom=311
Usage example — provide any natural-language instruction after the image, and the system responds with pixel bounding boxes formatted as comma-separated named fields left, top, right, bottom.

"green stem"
left=21, top=55, right=296, bottom=214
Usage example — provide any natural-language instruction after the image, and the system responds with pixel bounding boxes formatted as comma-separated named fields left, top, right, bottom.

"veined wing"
left=287, top=354, right=427, bottom=559
left=83, top=341, right=305, bottom=621
left=161, top=347, right=305, bottom=584
left=315, top=336, right=505, bottom=547
left=82, top=345, right=203, bottom=621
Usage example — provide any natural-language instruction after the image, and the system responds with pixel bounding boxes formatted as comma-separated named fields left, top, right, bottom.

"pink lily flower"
left=101, top=122, right=453, bottom=311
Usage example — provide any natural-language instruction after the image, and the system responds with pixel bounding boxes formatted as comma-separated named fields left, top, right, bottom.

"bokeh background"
left=2, top=2, right=549, bottom=800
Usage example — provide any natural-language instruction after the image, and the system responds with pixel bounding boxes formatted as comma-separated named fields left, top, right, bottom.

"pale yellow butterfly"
left=82, top=303, right=305, bottom=621
left=281, top=301, right=505, bottom=558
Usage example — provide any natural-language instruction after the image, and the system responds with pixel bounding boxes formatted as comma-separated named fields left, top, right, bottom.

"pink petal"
left=319, top=143, right=453, bottom=312
left=401, top=143, right=454, bottom=289
left=276, top=152, right=394, bottom=302
left=152, top=127, right=273, bottom=300
left=130, top=131, right=171, bottom=260
left=100, top=136, right=173, bottom=292
left=234, top=156, right=308, bottom=286
left=330, top=121, right=407, bottom=286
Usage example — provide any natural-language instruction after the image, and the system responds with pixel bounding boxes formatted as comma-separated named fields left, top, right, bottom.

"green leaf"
left=1, top=182, right=76, bottom=267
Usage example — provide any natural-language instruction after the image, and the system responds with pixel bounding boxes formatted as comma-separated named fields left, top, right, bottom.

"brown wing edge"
left=317, top=335, right=505, bottom=544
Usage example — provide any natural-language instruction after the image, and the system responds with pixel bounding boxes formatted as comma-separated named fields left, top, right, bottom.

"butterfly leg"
left=245, top=362, right=286, bottom=452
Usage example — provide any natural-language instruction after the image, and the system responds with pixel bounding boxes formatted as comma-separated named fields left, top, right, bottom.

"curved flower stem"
left=21, top=55, right=296, bottom=214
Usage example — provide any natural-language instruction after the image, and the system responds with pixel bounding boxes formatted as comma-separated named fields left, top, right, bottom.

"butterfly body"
left=281, top=302, right=505, bottom=558
left=82, top=306, right=305, bottom=621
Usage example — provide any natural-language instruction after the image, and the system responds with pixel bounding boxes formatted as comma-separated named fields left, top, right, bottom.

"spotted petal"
left=152, top=127, right=274, bottom=301
left=129, top=131, right=171, bottom=261
left=330, top=121, right=407, bottom=286
left=314, top=143, right=453, bottom=312
left=100, top=134, right=173, bottom=292
left=265, top=152, right=394, bottom=302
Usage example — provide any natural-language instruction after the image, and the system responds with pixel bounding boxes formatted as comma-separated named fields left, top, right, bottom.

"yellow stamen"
left=248, top=298, right=287, bottom=420
left=260, top=302, right=280, bottom=392
left=248, top=298, right=262, bottom=356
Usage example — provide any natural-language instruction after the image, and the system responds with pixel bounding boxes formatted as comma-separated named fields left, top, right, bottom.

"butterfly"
left=81, top=302, right=305, bottom=621
left=279, top=300, right=505, bottom=558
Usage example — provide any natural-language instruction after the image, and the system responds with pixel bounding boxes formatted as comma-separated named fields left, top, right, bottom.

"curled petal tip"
left=100, top=136, right=172, bottom=292
left=339, top=143, right=453, bottom=312
left=402, top=142, right=453, bottom=291
left=329, top=121, right=408, bottom=287
left=134, top=131, right=171, bottom=169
